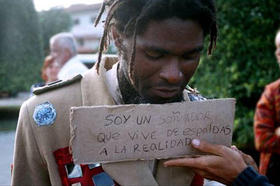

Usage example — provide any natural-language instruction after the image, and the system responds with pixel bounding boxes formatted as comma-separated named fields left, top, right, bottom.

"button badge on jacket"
left=33, top=101, right=57, bottom=126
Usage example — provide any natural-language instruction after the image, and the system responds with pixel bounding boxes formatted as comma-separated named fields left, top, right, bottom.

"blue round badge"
left=33, top=102, right=57, bottom=126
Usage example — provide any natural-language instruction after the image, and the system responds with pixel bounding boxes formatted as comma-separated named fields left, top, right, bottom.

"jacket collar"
left=81, top=56, right=117, bottom=106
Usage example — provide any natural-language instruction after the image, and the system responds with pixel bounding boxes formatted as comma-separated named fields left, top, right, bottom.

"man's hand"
left=164, top=139, right=250, bottom=185
left=231, top=145, right=258, bottom=171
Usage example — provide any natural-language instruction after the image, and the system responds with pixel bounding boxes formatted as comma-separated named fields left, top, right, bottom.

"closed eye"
left=144, top=50, right=164, bottom=60
left=181, top=53, right=200, bottom=60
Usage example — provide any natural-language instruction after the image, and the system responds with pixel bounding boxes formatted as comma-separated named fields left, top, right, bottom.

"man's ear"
left=111, top=26, right=123, bottom=49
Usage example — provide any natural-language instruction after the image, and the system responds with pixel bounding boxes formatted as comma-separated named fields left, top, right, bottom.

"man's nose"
left=159, top=59, right=183, bottom=84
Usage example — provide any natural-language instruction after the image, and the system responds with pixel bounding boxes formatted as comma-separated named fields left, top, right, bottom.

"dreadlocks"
left=95, top=0, right=218, bottom=79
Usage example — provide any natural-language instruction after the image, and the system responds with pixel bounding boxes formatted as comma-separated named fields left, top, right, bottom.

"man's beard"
left=117, top=66, right=184, bottom=104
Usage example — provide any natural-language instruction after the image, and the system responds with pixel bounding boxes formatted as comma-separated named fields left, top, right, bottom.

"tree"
left=38, top=9, right=72, bottom=56
left=190, top=0, right=280, bottom=148
left=0, top=0, right=43, bottom=96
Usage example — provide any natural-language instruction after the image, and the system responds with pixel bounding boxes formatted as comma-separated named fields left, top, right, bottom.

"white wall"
left=69, top=9, right=106, bottom=52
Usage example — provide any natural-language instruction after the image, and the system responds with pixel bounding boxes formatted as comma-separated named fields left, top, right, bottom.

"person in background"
left=30, top=55, right=61, bottom=94
left=41, top=55, right=61, bottom=83
left=50, top=32, right=88, bottom=80
left=254, top=28, right=280, bottom=186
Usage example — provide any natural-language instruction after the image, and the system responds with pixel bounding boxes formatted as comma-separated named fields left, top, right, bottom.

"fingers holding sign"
left=164, top=139, right=248, bottom=185
left=231, top=145, right=258, bottom=171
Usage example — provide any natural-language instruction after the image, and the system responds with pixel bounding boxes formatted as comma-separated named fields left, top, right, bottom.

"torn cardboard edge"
left=70, top=98, right=235, bottom=164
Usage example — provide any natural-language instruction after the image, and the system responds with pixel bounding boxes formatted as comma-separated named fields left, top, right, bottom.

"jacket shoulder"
left=33, top=75, right=82, bottom=95
left=24, top=74, right=83, bottom=129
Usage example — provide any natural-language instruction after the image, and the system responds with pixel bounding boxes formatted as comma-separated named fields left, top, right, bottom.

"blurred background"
left=0, top=0, right=280, bottom=185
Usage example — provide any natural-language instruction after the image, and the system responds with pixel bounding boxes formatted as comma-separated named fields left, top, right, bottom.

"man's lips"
left=152, top=87, right=181, bottom=98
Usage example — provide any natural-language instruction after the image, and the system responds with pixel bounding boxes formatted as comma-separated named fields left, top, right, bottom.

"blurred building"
left=65, top=3, right=105, bottom=53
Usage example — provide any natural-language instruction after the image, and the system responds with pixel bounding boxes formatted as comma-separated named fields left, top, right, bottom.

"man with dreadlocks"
left=11, top=0, right=258, bottom=185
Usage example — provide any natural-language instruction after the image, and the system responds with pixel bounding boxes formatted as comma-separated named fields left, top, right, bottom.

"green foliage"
left=191, top=0, right=280, bottom=148
left=39, top=9, right=72, bottom=56
left=0, top=5, right=72, bottom=95
left=0, top=0, right=43, bottom=95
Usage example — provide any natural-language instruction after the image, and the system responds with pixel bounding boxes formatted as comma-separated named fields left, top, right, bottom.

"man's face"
left=50, top=41, right=69, bottom=67
left=275, top=32, right=280, bottom=64
left=125, top=18, right=204, bottom=104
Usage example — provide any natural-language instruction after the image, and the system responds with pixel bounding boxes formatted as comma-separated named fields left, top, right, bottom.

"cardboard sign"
left=70, top=98, right=235, bottom=164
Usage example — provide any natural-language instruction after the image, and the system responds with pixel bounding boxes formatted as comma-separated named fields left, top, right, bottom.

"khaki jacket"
left=12, top=56, right=194, bottom=186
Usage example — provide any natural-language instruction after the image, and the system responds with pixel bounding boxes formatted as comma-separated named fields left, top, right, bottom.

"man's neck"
left=117, top=66, right=144, bottom=104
